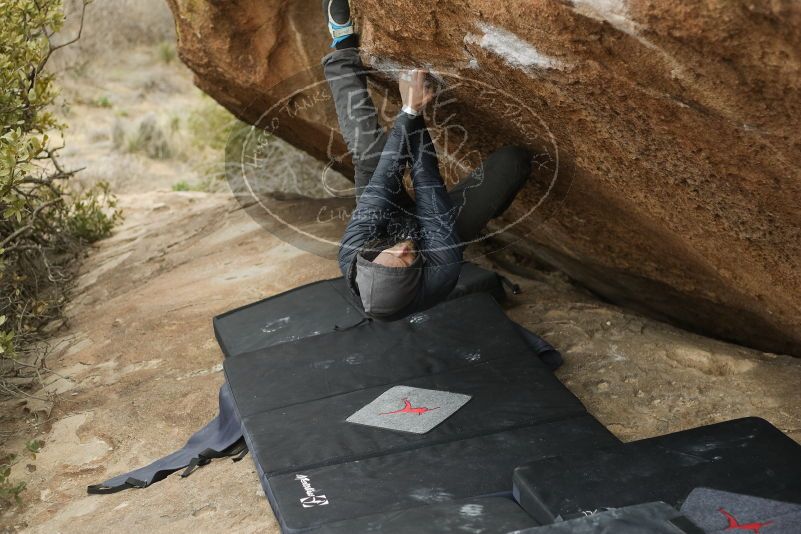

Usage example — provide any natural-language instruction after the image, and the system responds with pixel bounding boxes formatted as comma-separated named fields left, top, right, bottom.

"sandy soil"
left=2, top=1, right=800, bottom=531
left=3, top=191, right=332, bottom=533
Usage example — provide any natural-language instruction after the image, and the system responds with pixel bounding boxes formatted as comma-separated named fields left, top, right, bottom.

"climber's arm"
left=401, top=70, right=462, bottom=304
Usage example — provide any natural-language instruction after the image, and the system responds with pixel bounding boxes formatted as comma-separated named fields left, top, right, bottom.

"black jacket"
left=338, top=112, right=463, bottom=318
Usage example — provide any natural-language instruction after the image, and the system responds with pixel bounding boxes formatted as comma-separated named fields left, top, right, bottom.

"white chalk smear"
left=460, top=504, right=484, bottom=517
left=465, top=22, right=565, bottom=72
left=571, top=0, right=639, bottom=36
left=409, top=313, right=430, bottom=325
left=409, top=487, right=455, bottom=503
left=366, top=55, right=408, bottom=79
left=570, top=0, right=690, bottom=83
left=262, top=316, right=290, bottom=334
left=462, top=349, right=482, bottom=362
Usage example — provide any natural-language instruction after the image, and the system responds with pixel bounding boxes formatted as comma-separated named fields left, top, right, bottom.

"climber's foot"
left=323, top=0, right=356, bottom=48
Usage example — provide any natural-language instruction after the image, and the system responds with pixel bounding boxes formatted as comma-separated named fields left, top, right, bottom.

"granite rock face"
left=165, top=0, right=801, bottom=356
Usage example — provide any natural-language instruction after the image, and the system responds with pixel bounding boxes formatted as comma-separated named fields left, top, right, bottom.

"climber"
left=323, top=0, right=532, bottom=319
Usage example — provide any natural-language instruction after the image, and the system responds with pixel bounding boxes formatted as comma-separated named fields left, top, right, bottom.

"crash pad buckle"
left=500, top=275, right=521, bottom=295
left=229, top=442, right=249, bottom=462
left=180, top=456, right=209, bottom=478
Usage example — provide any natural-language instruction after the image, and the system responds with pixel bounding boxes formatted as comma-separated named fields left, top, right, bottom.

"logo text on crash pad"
left=295, top=474, right=329, bottom=508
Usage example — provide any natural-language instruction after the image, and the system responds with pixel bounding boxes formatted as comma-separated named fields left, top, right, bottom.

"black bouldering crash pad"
left=264, top=416, right=614, bottom=532
left=225, top=292, right=567, bottom=422
left=512, top=417, right=801, bottom=525
left=511, top=502, right=703, bottom=534
left=213, top=263, right=512, bottom=359
left=224, top=292, right=617, bottom=532
left=228, top=340, right=589, bottom=476
left=304, top=496, right=540, bottom=533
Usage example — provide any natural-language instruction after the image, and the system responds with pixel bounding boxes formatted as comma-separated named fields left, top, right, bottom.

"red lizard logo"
left=719, top=508, right=774, bottom=533
left=379, top=398, right=439, bottom=416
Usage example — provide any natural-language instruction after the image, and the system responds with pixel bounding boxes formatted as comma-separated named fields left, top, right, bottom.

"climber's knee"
left=491, top=145, right=532, bottom=184
left=483, top=146, right=532, bottom=219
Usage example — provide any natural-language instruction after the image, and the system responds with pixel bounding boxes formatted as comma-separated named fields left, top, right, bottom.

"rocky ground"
left=2, top=1, right=800, bottom=531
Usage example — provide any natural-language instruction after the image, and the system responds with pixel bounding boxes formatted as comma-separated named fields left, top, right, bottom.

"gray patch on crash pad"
left=346, top=386, right=471, bottom=434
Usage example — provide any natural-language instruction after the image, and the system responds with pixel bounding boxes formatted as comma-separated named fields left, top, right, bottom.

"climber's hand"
left=399, top=69, right=434, bottom=114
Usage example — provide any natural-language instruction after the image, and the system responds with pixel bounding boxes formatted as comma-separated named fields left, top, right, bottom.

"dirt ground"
left=2, top=1, right=800, bottom=531
left=3, top=188, right=800, bottom=533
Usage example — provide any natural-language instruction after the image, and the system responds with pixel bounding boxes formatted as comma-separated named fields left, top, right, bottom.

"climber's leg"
left=448, top=145, right=532, bottom=243
left=321, top=1, right=387, bottom=199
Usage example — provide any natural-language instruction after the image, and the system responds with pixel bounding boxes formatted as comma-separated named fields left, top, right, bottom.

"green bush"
left=0, top=454, right=27, bottom=506
left=93, top=95, right=112, bottom=108
left=67, top=181, right=121, bottom=241
left=157, top=41, right=176, bottom=64
left=172, top=180, right=191, bottom=192
left=1, top=0, right=121, bottom=384
left=0, top=439, right=43, bottom=507
left=187, top=95, right=238, bottom=152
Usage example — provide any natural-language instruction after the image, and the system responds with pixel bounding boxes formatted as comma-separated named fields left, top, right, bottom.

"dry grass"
left=49, top=0, right=176, bottom=72
left=47, top=0, right=351, bottom=197
left=227, top=126, right=352, bottom=199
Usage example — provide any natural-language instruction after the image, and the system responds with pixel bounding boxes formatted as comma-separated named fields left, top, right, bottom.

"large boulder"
left=165, top=0, right=801, bottom=356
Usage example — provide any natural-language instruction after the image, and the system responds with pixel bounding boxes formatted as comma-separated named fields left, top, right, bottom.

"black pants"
left=322, top=48, right=530, bottom=243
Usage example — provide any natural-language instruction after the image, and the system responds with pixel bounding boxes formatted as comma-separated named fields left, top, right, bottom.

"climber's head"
left=373, top=239, right=417, bottom=268
left=351, top=239, right=422, bottom=317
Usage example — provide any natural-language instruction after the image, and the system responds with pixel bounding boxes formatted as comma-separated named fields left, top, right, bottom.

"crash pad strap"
left=179, top=439, right=248, bottom=478
left=515, top=322, right=563, bottom=370
left=87, top=383, right=245, bottom=494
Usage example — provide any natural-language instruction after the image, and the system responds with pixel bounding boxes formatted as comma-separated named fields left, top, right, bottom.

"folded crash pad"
left=512, top=417, right=801, bottom=524
left=511, top=502, right=703, bottom=534
left=304, top=496, right=539, bottom=534
left=213, top=262, right=512, bottom=359
left=224, top=292, right=617, bottom=532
